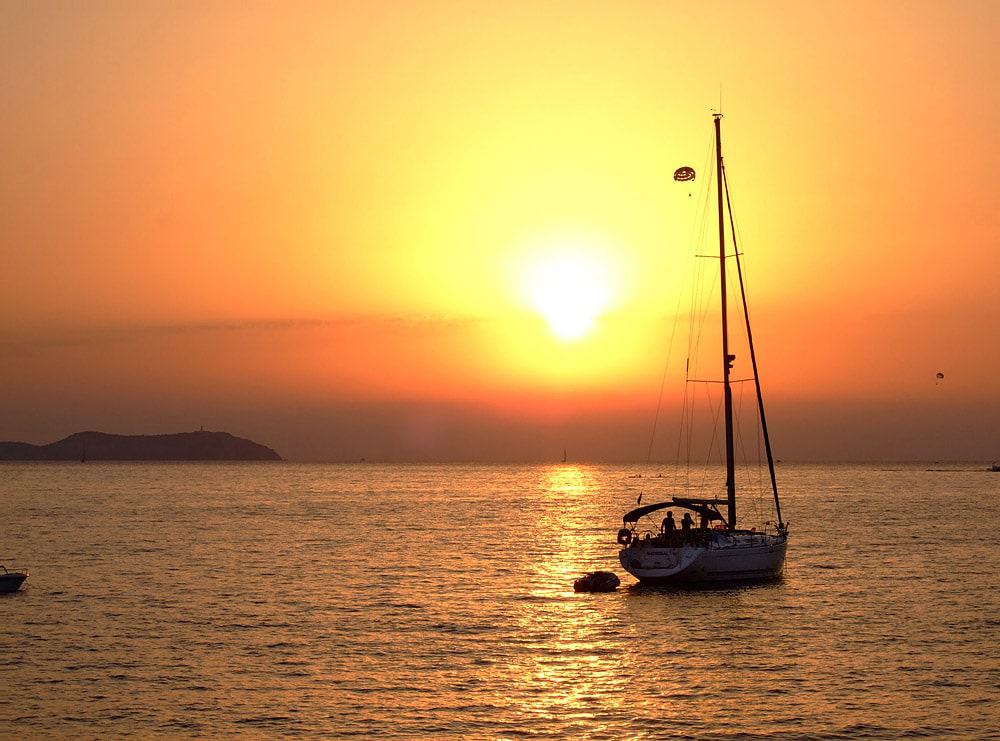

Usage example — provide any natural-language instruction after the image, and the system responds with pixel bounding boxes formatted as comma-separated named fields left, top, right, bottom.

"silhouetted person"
left=681, top=513, right=693, bottom=538
left=700, top=513, right=709, bottom=530
left=661, top=511, right=676, bottom=535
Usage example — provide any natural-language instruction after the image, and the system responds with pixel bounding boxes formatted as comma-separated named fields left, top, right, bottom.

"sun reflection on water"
left=492, top=466, right=634, bottom=731
left=543, top=465, right=594, bottom=497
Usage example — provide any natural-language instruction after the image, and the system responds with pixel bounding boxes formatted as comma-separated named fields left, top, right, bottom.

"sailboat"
left=616, top=114, right=789, bottom=584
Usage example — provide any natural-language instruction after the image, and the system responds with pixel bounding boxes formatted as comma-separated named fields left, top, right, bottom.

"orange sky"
left=2, top=1, right=998, bottom=460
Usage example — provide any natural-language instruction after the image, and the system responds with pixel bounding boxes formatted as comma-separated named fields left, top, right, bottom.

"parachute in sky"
left=673, top=166, right=696, bottom=182
left=936, top=372, right=945, bottom=380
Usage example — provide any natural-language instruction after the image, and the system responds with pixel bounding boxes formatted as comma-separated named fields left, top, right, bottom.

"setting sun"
left=521, top=245, right=616, bottom=341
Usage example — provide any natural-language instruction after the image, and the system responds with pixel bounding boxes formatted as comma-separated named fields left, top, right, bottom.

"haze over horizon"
left=2, top=2, right=997, bottom=463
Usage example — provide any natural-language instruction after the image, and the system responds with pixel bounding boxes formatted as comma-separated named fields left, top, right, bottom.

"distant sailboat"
left=562, top=449, right=567, bottom=463
left=616, top=114, right=789, bottom=585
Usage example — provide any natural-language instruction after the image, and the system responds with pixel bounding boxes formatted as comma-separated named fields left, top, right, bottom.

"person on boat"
left=699, top=513, right=709, bottom=530
left=681, top=513, right=694, bottom=540
left=661, top=511, right=676, bottom=535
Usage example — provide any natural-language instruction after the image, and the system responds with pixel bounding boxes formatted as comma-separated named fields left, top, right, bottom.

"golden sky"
left=1, top=1, right=997, bottom=460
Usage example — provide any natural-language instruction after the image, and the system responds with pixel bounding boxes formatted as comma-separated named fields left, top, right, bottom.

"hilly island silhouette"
left=0, top=431, right=282, bottom=461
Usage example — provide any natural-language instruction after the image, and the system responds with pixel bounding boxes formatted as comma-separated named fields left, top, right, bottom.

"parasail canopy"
left=673, top=166, right=696, bottom=182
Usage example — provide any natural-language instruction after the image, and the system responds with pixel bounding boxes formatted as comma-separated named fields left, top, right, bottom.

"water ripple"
left=1, top=462, right=998, bottom=738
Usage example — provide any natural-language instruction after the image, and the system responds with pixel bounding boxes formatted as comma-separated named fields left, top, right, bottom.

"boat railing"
left=629, top=528, right=781, bottom=549
left=636, top=530, right=715, bottom=548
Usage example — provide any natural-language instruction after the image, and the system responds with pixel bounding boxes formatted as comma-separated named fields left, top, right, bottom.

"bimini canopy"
left=622, top=501, right=675, bottom=523
left=622, top=498, right=728, bottom=525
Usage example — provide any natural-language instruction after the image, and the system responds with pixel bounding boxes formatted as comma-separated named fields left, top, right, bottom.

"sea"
left=1, top=462, right=997, bottom=739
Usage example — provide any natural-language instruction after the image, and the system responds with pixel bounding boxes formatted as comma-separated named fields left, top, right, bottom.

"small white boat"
left=617, top=113, right=789, bottom=586
left=0, top=565, right=28, bottom=593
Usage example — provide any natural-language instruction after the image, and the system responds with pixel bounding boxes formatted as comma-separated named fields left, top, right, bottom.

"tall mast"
left=715, top=113, right=737, bottom=530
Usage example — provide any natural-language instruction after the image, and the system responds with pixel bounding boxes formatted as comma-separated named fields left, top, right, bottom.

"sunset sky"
left=2, top=1, right=997, bottom=461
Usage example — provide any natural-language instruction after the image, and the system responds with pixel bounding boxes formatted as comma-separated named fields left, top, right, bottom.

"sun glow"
left=521, top=245, right=616, bottom=341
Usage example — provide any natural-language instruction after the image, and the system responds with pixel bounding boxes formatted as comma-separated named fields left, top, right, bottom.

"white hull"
left=619, top=532, right=787, bottom=585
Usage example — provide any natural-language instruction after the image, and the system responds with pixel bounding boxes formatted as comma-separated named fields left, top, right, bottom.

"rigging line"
left=725, top=168, right=753, bottom=312
left=723, top=170, right=766, bottom=521
left=694, top=158, right=721, bottom=339
left=688, top=206, right=707, bottom=359
left=675, top=363, right=690, bottom=466
left=689, top=131, right=715, bottom=322
left=690, top=269, right=719, bottom=380
left=723, top=180, right=757, bottom=516
left=690, top=259, right=710, bottom=363
left=676, top=128, right=717, bottom=482
left=733, top=381, right=758, bottom=512
left=690, top=259, right=701, bottom=351
left=703, top=381, right=725, bottom=468
left=735, top=399, right=767, bottom=528
left=678, top=371, right=695, bottom=493
left=697, top=386, right=726, bottom=495
left=684, top=378, right=695, bottom=485
left=697, top=133, right=716, bottom=244
left=687, top=378, right=703, bottom=486
left=693, top=128, right=715, bottom=246
left=680, top=255, right=705, bottom=467
left=723, top=163, right=783, bottom=526
left=689, top=267, right=715, bottom=431
left=734, top=398, right=756, bottom=524
left=684, top=257, right=696, bottom=360
left=649, top=132, right=711, bottom=468
left=688, top=133, right=714, bottom=316
left=645, top=258, right=690, bottom=464
left=754, top=378, right=764, bottom=505
left=735, top=203, right=766, bottom=509
left=686, top=286, right=717, bottom=478
left=649, top=136, right=713, bottom=473
left=677, top=257, right=697, bottom=470
left=686, top=383, right=702, bottom=494
left=675, top=282, right=697, bottom=474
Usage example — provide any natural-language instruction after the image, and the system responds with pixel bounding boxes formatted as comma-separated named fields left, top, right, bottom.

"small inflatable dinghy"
left=0, top=565, right=28, bottom=594
left=573, top=570, right=620, bottom=592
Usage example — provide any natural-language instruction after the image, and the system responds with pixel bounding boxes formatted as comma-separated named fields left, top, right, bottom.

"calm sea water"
left=1, top=463, right=997, bottom=739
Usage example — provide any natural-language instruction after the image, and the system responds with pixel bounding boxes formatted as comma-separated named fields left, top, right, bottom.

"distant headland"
left=0, top=431, right=282, bottom=461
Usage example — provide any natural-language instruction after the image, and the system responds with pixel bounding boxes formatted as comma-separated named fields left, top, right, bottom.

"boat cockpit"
left=617, top=498, right=785, bottom=549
